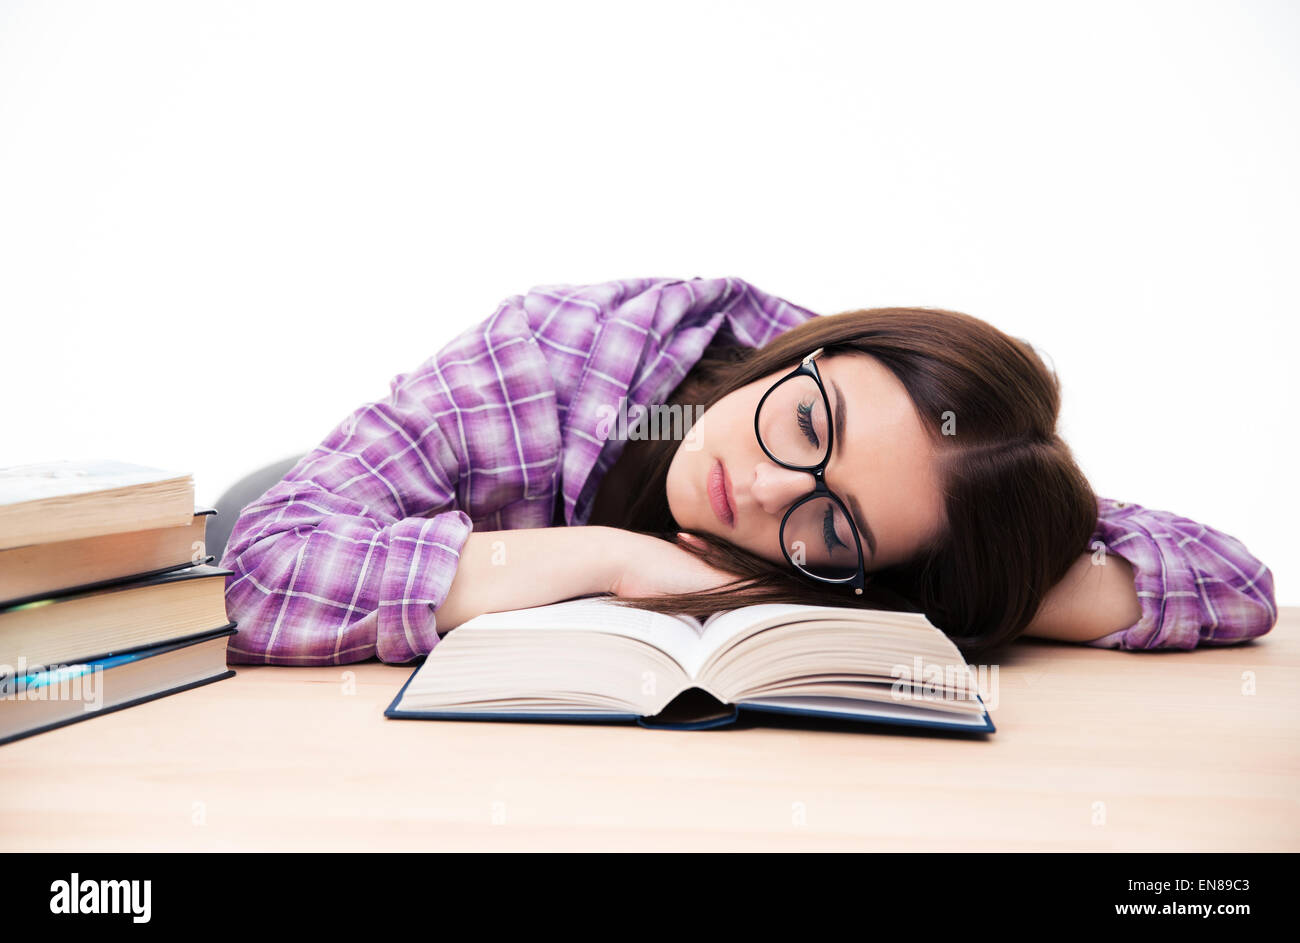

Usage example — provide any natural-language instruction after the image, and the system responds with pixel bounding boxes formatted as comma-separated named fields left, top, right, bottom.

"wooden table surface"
left=3, top=609, right=1297, bottom=852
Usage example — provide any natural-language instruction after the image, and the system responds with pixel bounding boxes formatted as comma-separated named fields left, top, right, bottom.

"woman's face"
left=666, top=351, right=946, bottom=573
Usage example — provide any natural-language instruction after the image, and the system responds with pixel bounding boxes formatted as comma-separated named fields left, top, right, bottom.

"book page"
left=686, top=603, right=943, bottom=680
left=687, top=604, right=838, bottom=676
left=454, top=597, right=705, bottom=670
left=0, top=460, right=188, bottom=505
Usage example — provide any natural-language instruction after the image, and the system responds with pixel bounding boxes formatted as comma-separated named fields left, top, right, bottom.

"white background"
left=1, top=0, right=1295, bottom=602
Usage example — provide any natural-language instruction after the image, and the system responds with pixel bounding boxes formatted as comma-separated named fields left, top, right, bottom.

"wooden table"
left=3, top=609, right=1296, bottom=851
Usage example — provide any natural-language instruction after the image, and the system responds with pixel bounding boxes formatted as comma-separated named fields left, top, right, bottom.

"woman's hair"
left=588, top=305, right=1099, bottom=659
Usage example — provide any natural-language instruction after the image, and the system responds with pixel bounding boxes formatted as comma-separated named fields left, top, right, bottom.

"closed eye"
left=796, top=400, right=819, bottom=447
left=822, top=505, right=849, bottom=552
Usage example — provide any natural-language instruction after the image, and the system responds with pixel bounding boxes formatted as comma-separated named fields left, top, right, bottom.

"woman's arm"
left=218, top=389, right=478, bottom=666
left=219, top=308, right=554, bottom=665
left=1023, top=498, right=1277, bottom=649
left=436, top=526, right=741, bottom=630
left=1022, top=552, right=1142, bottom=643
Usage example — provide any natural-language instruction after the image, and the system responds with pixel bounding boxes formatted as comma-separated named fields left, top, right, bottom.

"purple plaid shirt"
left=220, top=276, right=1278, bottom=665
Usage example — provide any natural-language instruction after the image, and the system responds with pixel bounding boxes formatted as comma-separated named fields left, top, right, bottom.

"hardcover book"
left=0, top=459, right=195, bottom=550
left=0, top=508, right=217, bottom=606
left=0, top=627, right=237, bottom=746
left=386, top=598, right=994, bottom=734
left=0, top=564, right=235, bottom=673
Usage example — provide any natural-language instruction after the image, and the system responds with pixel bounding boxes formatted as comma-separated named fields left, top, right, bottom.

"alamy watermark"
left=595, top=396, right=705, bottom=449
left=49, top=873, right=151, bottom=923
left=890, top=656, right=1000, bottom=709
left=0, top=657, right=104, bottom=711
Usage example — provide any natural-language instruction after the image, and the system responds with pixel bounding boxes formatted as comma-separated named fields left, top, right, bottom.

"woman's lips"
left=708, top=458, right=735, bottom=528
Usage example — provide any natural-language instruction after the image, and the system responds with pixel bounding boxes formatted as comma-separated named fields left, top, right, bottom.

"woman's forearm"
left=435, top=526, right=626, bottom=631
left=1022, top=552, right=1143, bottom=644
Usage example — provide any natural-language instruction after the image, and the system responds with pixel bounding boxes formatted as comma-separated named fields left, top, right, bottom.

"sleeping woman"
left=218, top=276, right=1277, bottom=665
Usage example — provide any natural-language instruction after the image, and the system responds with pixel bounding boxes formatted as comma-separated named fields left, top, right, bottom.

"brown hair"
left=588, top=305, right=1099, bottom=659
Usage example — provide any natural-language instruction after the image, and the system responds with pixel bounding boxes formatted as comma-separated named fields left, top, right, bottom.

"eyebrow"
left=830, top=377, right=878, bottom=562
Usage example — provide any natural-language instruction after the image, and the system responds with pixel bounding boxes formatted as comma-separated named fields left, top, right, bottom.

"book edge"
left=0, top=668, right=236, bottom=747
left=0, top=562, right=233, bottom=613
left=0, top=623, right=238, bottom=680
left=0, top=556, right=218, bottom=609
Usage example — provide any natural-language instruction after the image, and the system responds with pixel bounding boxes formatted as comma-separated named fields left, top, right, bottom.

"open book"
left=386, top=598, right=995, bottom=734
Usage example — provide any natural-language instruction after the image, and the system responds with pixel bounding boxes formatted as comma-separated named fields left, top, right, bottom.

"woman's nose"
left=751, top=461, right=814, bottom=516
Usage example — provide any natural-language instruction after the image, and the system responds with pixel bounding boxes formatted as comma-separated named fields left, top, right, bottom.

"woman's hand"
left=607, top=530, right=743, bottom=598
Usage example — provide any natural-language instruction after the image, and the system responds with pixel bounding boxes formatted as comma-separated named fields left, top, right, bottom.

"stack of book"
left=0, top=460, right=237, bottom=745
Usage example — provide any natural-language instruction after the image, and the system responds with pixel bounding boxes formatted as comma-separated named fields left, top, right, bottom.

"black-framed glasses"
left=754, top=347, right=868, bottom=595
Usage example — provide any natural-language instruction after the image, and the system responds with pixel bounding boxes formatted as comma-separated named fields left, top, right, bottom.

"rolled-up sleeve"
left=1083, top=497, right=1278, bottom=650
left=220, top=370, right=474, bottom=666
